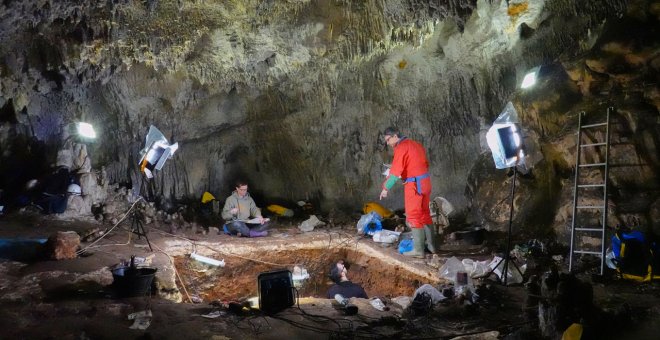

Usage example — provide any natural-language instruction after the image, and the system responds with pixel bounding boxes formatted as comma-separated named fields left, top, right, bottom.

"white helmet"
left=67, top=184, right=82, bottom=196
left=25, top=179, right=39, bottom=190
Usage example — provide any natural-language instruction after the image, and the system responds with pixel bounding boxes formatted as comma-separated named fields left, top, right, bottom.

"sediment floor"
left=1, top=213, right=659, bottom=339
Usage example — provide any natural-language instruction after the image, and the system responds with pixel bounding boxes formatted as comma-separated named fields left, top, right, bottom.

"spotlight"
left=138, top=125, right=179, bottom=179
left=486, top=102, right=526, bottom=169
left=520, top=66, right=540, bottom=89
left=76, top=122, right=97, bottom=139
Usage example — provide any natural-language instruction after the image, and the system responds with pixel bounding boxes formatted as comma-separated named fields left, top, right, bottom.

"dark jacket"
left=326, top=281, right=368, bottom=299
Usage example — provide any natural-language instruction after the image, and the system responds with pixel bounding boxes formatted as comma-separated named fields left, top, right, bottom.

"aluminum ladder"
left=569, top=107, right=613, bottom=275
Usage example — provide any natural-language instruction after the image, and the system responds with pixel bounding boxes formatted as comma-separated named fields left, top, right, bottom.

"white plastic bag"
left=605, top=247, right=616, bottom=269
left=438, top=256, right=464, bottom=282
left=373, top=230, right=401, bottom=244
left=356, top=212, right=382, bottom=235
left=487, top=256, right=524, bottom=284
left=461, top=258, right=489, bottom=278
left=413, top=284, right=446, bottom=304
left=299, top=215, right=325, bottom=232
left=391, top=296, right=412, bottom=309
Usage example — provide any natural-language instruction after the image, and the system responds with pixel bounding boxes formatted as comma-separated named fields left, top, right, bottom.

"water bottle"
left=334, top=294, right=348, bottom=306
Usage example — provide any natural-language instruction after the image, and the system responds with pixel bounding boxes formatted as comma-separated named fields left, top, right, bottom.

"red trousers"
left=404, top=177, right=433, bottom=228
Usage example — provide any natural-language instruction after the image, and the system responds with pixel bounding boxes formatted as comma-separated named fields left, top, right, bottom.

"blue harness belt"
left=403, top=173, right=430, bottom=194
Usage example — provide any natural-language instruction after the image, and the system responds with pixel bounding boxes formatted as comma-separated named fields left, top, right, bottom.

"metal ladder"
left=569, top=107, right=613, bottom=275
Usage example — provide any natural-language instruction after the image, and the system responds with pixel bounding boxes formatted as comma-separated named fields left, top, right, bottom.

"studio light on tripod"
left=484, top=101, right=527, bottom=285
left=138, top=125, right=179, bottom=179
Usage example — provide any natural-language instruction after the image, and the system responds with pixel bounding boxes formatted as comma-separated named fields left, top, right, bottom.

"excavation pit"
left=171, top=235, right=439, bottom=302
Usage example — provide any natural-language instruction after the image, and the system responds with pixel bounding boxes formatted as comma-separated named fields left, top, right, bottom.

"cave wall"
left=467, top=1, right=660, bottom=241
left=1, top=0, right=658, bottom=242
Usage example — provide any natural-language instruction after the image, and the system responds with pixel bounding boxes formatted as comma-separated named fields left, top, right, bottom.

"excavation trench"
left=169, top=235, right=439, bottom=302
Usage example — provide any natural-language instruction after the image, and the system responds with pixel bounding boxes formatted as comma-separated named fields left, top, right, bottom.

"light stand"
left=129, top=208, right=153, bottom=251
left=485, top=163, right=524, bottom=285
left=128, top=125, right=178, bottom=252
left=483, top=67, right=542, bottom=284
left=483, top=102, right=527, bottom=286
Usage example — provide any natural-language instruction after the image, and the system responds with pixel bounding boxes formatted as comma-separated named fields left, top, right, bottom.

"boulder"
left=44, top=231, right=80, bottom=260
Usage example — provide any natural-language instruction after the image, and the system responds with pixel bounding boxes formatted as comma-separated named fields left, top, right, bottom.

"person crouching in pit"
left=326, top=260, right=368, bottom=299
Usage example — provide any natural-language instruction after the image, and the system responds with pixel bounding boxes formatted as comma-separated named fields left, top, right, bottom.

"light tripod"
left=129, top=203, right=153, bottom=252
left=485, top=165, right=524, bottom=285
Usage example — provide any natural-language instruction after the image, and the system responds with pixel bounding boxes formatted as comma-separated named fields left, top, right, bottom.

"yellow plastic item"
left=201, top=192, right=216, bottom=204
left=267, top=204, right=294, bottom=217
left=561, top=323, right=583, bottom=340
left=363, top=202, right=393, bottom=218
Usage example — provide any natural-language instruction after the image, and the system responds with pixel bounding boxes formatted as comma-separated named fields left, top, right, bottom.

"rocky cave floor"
left=0, top=213, right=660, bottom=340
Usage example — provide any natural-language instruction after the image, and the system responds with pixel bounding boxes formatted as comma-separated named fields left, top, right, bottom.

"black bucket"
left=454, top=228, right=486, bottom=245
left=111, top=267, right=157, bottom=298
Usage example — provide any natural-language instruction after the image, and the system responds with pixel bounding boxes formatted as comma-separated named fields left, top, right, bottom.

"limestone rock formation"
left=0, top=0, right=658, bottom=245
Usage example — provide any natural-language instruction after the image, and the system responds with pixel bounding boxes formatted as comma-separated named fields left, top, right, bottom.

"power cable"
left=76, top=196, right=145, bottom=255
left=150, top=241, right=194, bottom=304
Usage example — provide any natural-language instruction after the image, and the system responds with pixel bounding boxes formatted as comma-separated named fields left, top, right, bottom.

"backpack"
left=611, top=230, right=652, bottom=282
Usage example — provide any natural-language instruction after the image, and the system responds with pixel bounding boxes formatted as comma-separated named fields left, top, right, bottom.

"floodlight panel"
left=155, top=147, right=172, bottom=170
left=521, top=72, right=537, bottom=89
left=487, top=123, right=525, bottom=169
left=76, top=122, right=96, bottom=139
left=497, top=126, right=520, bottom=159
left=521, top=66, right=540, bottom=89
left=138, top=125, right=180, bottom=178
left=144, top=145, right=166, bottom=166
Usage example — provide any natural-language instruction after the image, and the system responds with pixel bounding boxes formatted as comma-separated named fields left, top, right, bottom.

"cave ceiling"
left=1, top=0, right=658, bottom=232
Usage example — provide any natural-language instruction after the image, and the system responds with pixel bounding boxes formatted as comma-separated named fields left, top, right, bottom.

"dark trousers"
left=225, top=220, right=270, bottom=236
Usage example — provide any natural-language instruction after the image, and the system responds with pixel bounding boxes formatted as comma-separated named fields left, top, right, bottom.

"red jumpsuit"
left=383, top=138, right=433, bottom=228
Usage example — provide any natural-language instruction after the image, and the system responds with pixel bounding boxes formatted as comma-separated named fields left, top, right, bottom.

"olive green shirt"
left=221, top=191, right=261, bottom=221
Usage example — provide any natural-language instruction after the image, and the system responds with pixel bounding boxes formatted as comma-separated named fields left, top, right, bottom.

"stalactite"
left=1, top=0, right=653, bottom=214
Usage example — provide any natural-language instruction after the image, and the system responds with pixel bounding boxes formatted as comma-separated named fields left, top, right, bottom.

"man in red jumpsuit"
left=379, top=127, right=436, bottom=257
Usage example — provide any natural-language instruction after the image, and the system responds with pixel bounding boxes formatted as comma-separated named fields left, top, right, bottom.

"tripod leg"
left=503, top=167, right=518, bottom=286
left=479, top=168, right=523, bottom=286
left=137, top=220, right=153, bottom=252
left=480, top=256, right=505, bottom=281
left=508, top=257, right=524, bottom=277
left=131, top=215, right=153, bottom=252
